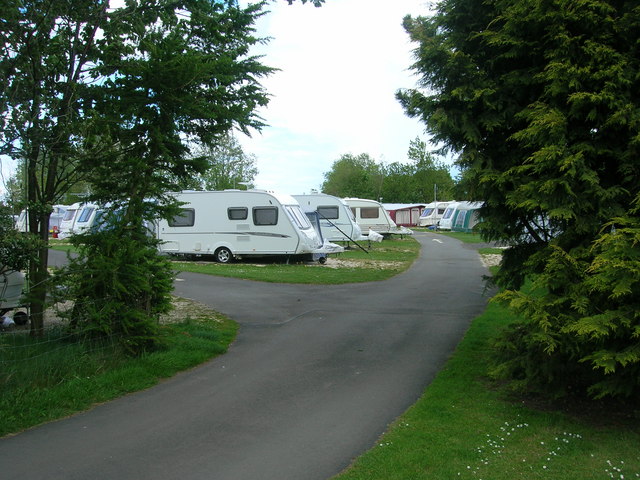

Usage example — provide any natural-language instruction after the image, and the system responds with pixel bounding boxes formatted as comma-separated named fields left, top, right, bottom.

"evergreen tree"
left=1, top=0, right=274, bottom=342
left=398, top=0, right=640, bottom=400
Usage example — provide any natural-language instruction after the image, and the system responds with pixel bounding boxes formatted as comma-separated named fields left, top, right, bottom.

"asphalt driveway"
left=1, top=232, right=491, bottom=480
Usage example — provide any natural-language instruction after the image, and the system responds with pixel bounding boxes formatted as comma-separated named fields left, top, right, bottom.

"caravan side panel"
left=156, top=191, right=320, bottom=257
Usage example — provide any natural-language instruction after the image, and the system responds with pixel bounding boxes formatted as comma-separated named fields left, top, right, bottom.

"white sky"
left=0, top=0, right=435, bottom=199
left=237, top=0, right=434, bottom=194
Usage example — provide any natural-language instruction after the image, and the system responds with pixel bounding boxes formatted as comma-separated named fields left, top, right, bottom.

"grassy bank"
left=0, top=311, right=237, bottom=437
left=172, top=237, right=420, bottom=284
left=332, top=283, right=640, bottom=480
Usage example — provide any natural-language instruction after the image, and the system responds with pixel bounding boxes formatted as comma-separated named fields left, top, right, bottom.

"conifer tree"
left=398, top=0, right=640, bottom=399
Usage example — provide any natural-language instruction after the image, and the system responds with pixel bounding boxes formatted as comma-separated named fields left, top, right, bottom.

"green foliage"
left=493, top=198, right=640, bottom=400
left=1, top=0, right=274, bottom=335
left=0, top=205, right=40, bottom=272
left=399, top=0, right=640, bottom=400
left=322, top=153, right=384, bottom=199
left=0, top=313, right=238, bottom=436
left=57, top=227, right=175, bottom=355
left=84, top=0, right=274, bottom=213
left=179, top=134, right=258, bottom=191
left=321, top=143, right=455, bottom=202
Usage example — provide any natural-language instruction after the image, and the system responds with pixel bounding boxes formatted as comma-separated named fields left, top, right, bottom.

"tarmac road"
left=1, top=232, right=491, bottom=480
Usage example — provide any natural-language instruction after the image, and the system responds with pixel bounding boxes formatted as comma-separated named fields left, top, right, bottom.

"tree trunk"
left=28, top=209, right=51, bottom=337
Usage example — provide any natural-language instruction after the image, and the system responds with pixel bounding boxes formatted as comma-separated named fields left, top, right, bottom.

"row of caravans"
left=155, top=192, right=418, bottom=262
left=417, top=201, right=456, bottom=227
left=15, top=203, right=101, bottom=238
left=437, top=201, right=484, bottom=232
left=13, top=191, right=416, bottom=263
left=414, top=200, right=484, bottom=231
left=15, top=204, right=69, bottom=235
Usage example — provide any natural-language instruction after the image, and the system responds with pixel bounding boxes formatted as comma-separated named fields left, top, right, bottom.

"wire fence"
left=0, top=285, right=168, bottom=391
left=0, top=322, right=124, bottom=392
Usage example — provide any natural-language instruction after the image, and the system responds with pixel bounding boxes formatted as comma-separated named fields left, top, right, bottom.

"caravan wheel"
left=215, top=247, right=233, bottom=264
left=13, top=311, right=28, bottom=326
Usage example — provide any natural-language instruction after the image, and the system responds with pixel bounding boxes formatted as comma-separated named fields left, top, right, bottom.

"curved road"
left=1, top=232, right=491, bottom=480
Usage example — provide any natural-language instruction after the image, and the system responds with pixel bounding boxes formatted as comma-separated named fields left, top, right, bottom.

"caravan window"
left=228, top=207, right=248, bottom=220
left=317, top=206, right=339, bottom=220
left=360, top=207, right=380, bottom=219
left=62, top=209, right=77, bottom=221
left=77, top=207, right=95, bottom=223
left=421, top=207, right=435, bottom=218
left=442, top=207, right=455, bottom=220
left=454, top=210, right=467, bottom=228
left=285, top=206, right=312, bottom=230
left=253, top=207, right=278, bottom=226
left=169, top=209, right=195, bottom=227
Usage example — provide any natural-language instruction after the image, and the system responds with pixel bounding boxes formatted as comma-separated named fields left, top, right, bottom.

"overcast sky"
left=237, top=0, right=435, bottom=194
left=0, top=0, right=436, bottom=199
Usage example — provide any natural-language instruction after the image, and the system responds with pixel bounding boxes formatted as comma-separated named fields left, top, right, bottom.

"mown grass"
left=0, top=313, right=238, bottom=437
left=28, top=233, right=639, bottom=480
left=331, top=271, right=640, bottom=480
left=172, top=237, right=420, bottom=284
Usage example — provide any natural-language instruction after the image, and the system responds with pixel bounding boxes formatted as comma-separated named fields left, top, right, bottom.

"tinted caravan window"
left=360, top=207, right=380, bottom=219
left=168, top=209, right=195, bottom=227
left=228, top=207, right=248, bottom=220
left=317, top=206, right=339, bottom=220
left=77, top=207, right=95, bottom=223
left=253, top=207, right=278, bottom=226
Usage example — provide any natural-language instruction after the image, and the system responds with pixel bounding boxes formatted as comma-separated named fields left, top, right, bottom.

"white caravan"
left=49, top=205, right=68, bottom=233
left=70, top=203, right=100, bottom=235
left=293, top=194, right=363, bottom=243
left=344, top=198, right=413, bottom=236
left=418, top=201, right=455, bottom=227
left=58, top=202, right=82, bottom=238
left=0, top=268, right=28, bottom=326
left=155, top=190, right=344, bottom=263
left=14, top=204, right=67, bottom=234
left=437, top=202, right=460, bottom=230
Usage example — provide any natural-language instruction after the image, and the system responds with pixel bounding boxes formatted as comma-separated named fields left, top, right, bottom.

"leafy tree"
left=398, top=0, right=640, bottom=400
left=64, top=0, right=272, bottom=353
left=321, top=143, right=455, bottom=203
left=1, top=0, right=273, bottom=342
left=1, top=174, right=23, bottom=214
left=1, top=0, right=112, bottom=335
left=0, top=205, right=40, bottom=273
left=179, top=135, right=258, bottom=191
left=285, top=0, right=325, bottom=6
left=58, top=224, right=174, bottom=354
left=321, top=153, right=384, bottom=200
left=404, top=137, right=456, bottom=202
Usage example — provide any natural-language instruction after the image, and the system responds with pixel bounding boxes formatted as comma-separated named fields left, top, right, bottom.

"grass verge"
left=331, top=285, right=640, bottom=480
left=172, top=237, right=420, bottom=284
left=0, top=312, right=237, bottom=438
left=436, top=231, right=485, bottom=243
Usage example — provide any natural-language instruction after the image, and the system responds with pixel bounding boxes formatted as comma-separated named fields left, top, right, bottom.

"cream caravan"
left=155, top=190, right=343, bottom=263
left=344, top=198, right=413, bottom=237
left=418, top=201, right=455, bottom=227
left=293, top=194, right=363, bottom=243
